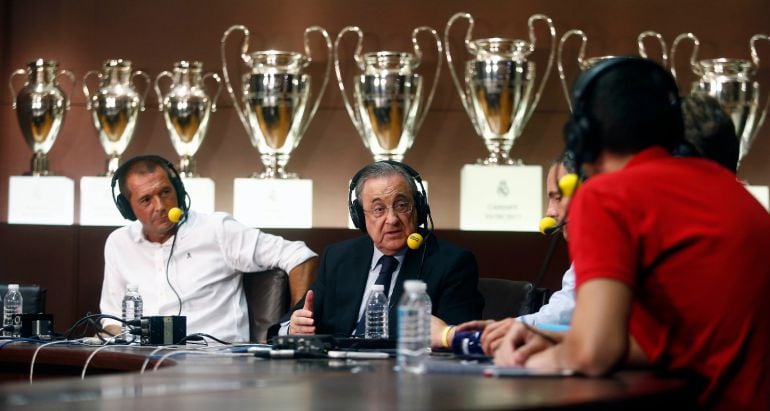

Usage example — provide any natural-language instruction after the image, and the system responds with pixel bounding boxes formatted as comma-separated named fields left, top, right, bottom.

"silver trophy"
left=9, top=59, right=75, bottom=175
left=445, top=12, right=555, bottom=165
left=334, top=26, right=441, bottom=162
left=558, top=30, right=668, bottom=111
left=221, top=25, right=332, bottom=179
left=154, top=61, right=222, bottom=177
left=83, top=59, right=151, bottom=175
left=671, top=33, right=770, bottom=167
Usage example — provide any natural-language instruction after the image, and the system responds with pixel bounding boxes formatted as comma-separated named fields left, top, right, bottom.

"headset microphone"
left=407, top=233, right=423, bottom=250
left=168, top=207, right=184, bottom=223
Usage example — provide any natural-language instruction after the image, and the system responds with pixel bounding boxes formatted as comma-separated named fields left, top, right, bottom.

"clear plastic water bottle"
left=121, top=284, right=143, bottom=342
left=365, top=284, right=389, bottom=339
left=397, top=280, right=432, bottom=373
left=3, top=284, right=23, bottom=337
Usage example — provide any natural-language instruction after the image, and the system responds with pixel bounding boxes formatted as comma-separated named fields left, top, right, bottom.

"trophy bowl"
left=445, top=12, right=556, bottom=165
left=671, top=33, right=770, bottom=168
left=557, top=29, right=669, bottom=111
left=83, top=59, right=151, bottom=175
left=222, top=25, right=332, bottom=179
left=9, top=59, right=75, bottom=175
left=155, top=60, right=222, bottom=177
left=335, top=26, right=441, bottom=162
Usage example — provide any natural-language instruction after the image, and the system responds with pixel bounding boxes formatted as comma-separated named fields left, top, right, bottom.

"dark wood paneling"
left=0, top=223, right=569, bottom=333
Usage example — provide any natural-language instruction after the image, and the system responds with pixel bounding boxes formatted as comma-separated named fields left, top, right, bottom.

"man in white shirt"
left=99, top=155, right=317, bottom=343
left=431, top=159, right=575, bottom=351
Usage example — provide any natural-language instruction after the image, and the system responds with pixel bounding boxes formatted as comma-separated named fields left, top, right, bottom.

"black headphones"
left=111, top=155, right=188, bottom=221
left=348, top=160, right=431, bottom=232
left=563, top=56, right=682, bottom=169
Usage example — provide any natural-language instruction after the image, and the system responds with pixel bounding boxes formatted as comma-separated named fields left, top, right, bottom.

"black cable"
left=175, top=333, right=231, bottom=346
left=165, top=203, right=190, bottom=317
left=62, top=313, right=127, bottom=340
left=532, top=233, right=563, bottom=289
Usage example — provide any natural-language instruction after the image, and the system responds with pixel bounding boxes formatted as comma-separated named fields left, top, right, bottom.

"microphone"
left=539, top=217, right=557, bottom=235
left=407, top=233, right=424, bottom=250
left=558, top=173, right=580, bottom=198
left=168, top=207, right=184, bottom=223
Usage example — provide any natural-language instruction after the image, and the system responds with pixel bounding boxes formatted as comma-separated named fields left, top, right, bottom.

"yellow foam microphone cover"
left=558, top=173, right=580, bottom=198
left=539, top=216, right=558, bottom=235
left=168, top=207, right=184, bottom=223
left=407, top=233, right=424, bottom=250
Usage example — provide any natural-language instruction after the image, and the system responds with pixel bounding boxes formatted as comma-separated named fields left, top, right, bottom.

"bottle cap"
left=371, top=284, right=384, bottom=292
left=8, top=284, right=19, bottom=291
left=127, top=284, right=139, bottom=292
left=403, top=280, right=426, bottom=292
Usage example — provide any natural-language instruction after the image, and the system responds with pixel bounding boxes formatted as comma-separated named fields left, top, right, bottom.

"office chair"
left=242, top=269, right=291, bottom=343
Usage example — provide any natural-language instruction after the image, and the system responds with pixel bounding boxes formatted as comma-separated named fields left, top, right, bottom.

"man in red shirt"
left=493, top=57, right=770, bottom=410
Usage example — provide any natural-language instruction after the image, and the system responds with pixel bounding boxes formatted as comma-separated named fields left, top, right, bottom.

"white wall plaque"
left=233, top=179, right=313, bottom=228
left=9, top=176, right=74, bottom=225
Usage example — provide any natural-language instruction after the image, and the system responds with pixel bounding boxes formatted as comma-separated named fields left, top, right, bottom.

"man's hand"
left=493, top=320, right=560, bottom=366
left=430, top=315, right=452, bottom=348
left=289, top=290, right=316, bottom=335
left=475, top=318, right=515, bottom=355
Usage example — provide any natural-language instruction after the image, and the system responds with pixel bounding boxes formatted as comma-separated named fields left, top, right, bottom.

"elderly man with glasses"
left=269, top=161, right=483, bottom=339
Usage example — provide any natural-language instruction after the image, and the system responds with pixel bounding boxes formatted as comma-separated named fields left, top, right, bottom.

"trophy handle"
left=8, top=68, right=26, bottom=110
left=202, top=72, right=223, bottom=113
left=670, top=33, right=700, bottom=80
left=55, top=69, right=76, bottom=111
left=334, top=26, right=366, bottom=136
left=154, top=71, right=173, bottom=111
left=749, top=34, right=770, bottom=144
left=300, top=26, right=332, bottom=137
left=557, top=29, right=586, bottom=112
left=131, top=70, right=152, bottom=111
left=444, top=12, right=477, bottom=128
left=524, top=14, right=556, bottom=124
left=82, top=70, right=101, bottom=111
left=411, top=26, right=443, bottom=134
left=638, top=31, right=669, bottom=68
left=221, top=25, right=253, bottom=135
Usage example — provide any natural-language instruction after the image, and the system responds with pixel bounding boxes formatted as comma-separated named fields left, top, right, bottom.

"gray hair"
left=353, top=161, right=419, bottom=202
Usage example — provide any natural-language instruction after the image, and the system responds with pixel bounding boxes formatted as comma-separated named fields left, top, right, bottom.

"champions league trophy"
left=334, top=25, right=442, bottom=162
left=154, top=61, right=222, bottom=177
left=221, top=25, right=332, bottom=179
left=83, top=59, right=151, bottom=175
left=671, top=33, right=770, bottom=168
left=8, top=59, right=76, bottom=224
left=222, top=25, right=331, bottom=228
left=445, top=12, right=556, bottom=165
left=557, top=30, right=668, bottom=111
left=9, top=59, right=75, bottom=175
left=445, top=12, right=555, bottom=231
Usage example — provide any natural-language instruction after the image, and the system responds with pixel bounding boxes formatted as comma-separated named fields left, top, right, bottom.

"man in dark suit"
left=269, top=161, right=483, bottom=338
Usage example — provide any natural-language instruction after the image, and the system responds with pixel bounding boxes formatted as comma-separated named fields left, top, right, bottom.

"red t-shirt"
left=569, top=147, right=770, bottom=409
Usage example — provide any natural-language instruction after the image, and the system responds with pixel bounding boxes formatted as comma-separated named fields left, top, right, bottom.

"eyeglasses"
left=364, top=201, right=413, bottom=218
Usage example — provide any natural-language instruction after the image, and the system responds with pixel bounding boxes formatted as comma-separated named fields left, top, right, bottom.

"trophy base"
left=29, top=152, right=52, bottom=176
left=178, top=155, right=199, bottom=178
left=103, top=155, right=121, bottom=177
left=80, top=176, right=128, bottom=226
left=8, top=176, right=74, bottom=225
left=233, top=178, right=313, bottom=228
left=459, top=164, right=542, bottom=232
left=257, top=154, right=298, bottom=179
left=373, top=154, right=405, bottom=162
left=180, top=177, right=216, bottom=213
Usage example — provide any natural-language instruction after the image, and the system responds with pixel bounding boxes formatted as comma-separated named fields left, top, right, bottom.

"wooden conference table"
left=0, top=343, right=695, bottom=410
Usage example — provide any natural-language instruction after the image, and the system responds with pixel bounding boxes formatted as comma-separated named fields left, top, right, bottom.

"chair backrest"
left=478, top=278, right=549, bottom=320
left=242, top=269, right=290, bottom=343
left=0, top=284, right=46, bottom=314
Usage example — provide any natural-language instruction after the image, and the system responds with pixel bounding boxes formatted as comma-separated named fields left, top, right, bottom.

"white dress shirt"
left=517, top=263, right=576, bottom=326
left=100, top=210, right=317, bottom=342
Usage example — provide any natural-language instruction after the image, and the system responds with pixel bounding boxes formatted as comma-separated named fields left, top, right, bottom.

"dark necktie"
left=353, top=255, right=399, bottom=336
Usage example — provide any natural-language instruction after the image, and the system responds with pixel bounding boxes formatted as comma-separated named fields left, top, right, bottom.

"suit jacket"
left=269, top=232, right=484, bottom=338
